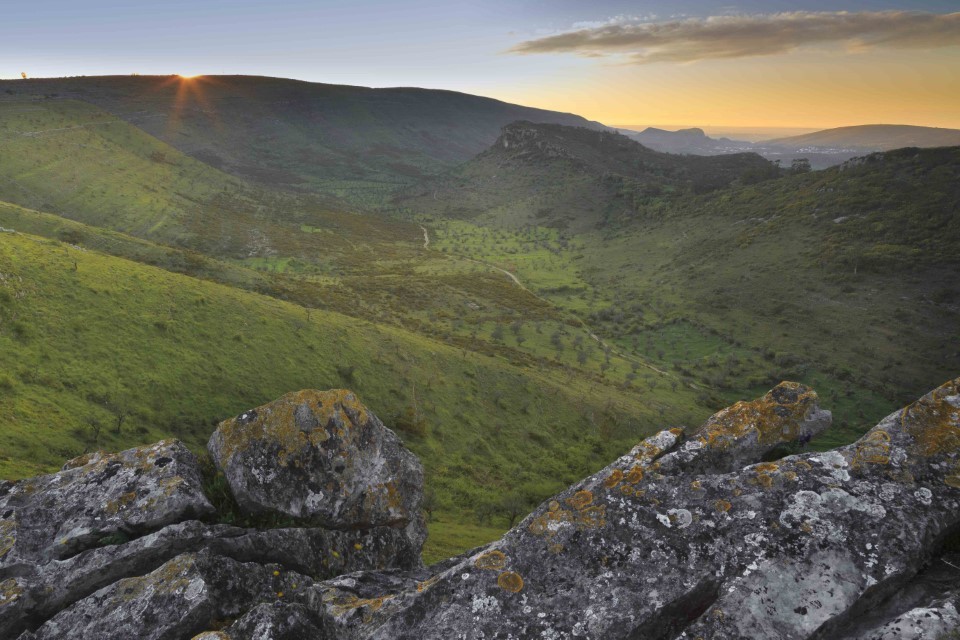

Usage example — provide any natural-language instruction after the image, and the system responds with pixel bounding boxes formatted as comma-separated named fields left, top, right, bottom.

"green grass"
left=424, top=515, right=507, bottom=565
left=0, top=229, right=709, bottom=559
left=402, top=140, right=960, bottom=447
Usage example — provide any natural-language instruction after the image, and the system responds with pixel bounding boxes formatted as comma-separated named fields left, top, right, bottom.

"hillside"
left=0, top=76, right=606, bottom=202
left=0, top=226, right=713, bottom=554
left=626, top=126, right=754, bottom=155
left=409, top=135, right=960, bottom=446
left=765, top=124, right=960, bottom=150
left=397, top=121, right=775, bottom=231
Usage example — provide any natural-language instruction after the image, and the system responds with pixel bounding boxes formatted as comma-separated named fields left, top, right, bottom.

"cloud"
left=508, top=11, right=960, bottom=64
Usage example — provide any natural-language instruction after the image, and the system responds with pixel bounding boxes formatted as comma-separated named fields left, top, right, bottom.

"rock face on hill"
left=0, top=391, right=425, bottom=640
left=2, top=380, right=959, bottom=639
left=208, top=389, right=426, bottom=550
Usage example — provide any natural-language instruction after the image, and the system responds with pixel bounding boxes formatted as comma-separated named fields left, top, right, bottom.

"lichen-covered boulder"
left=208, top=602, right=326, bottom=639
left=207, top=390, right=425, bottom=545
left=304, top=379, right=960, bottom=640
left=0, top=440, right=213, bottom=570
left=0, top=518, right=423, bottom=638
left=22, top=550, right=312, bottom=640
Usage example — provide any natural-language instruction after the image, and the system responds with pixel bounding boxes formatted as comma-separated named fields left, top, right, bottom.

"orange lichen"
left=329, top=593, right=393, bottom=615
left=715, top=499, right=732, bottom=513
left=691, top=382, right=819, bottom=450
left=578, top=506, right=606, bottom=528
left=548, top=543, right=564, bottom=554
left=794, top=460, right=812, bottom=471
left=690, top=480, right=702, bottom=491
left=566, top=490, right=594, bottom=510
left=634, top=442, right=663, bottom=463
left=755, top=474, right=774, bottom=489
left=0, top=520, right=15, bottom=559
left=497, top=571, right=524, bottom=593
left=548, top=500, right=561, bottom=512
left=604, top=469, right=624, bottom=489
left=474, top=550, right=508, bottom=571
left=854, top=430, right=892, bottom=467
left=754, top=462, right=780, bottom=473
left=105, top=491, right=138, bottom=515
left=416, top=575, right=441, bottom=593
left=669, top=428, right=683, bottom=437
left=902, top=378, right=960, bottom=457
left=625, top=466, right=645, bottom=484
left=620, top=485, right=635, bottom=496
left=0, top=578, right=21, bottom=607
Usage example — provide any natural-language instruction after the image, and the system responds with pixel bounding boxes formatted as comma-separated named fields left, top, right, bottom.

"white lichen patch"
left=668, top=509, right=693, bottom=529
left=471, top=594, right=501, bottom=615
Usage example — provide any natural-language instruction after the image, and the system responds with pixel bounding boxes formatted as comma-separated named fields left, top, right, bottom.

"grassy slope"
left=0, top=103, right=675, bottom=394
left=411, top=137, right=960, bottom=448
left=0, top=229, right=709, bottom=560
left=0, top=77, right=607, bottom=202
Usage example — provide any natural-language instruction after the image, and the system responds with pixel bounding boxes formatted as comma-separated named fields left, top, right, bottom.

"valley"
left=0, top=76, right=957, bottom=566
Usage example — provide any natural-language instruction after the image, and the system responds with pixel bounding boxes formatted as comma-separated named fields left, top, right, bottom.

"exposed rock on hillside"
left=305, top=379, right=960, bottom=640
left=2, top=380, right=959, bottom=639
left=1, top=391, right=424, bottom=639
left=207, top=389, right=426, bottom=550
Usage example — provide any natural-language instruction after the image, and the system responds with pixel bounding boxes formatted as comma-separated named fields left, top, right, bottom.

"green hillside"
left=403, top=129, right=960, bottom=447
left=0, top=76, right=607, bottom=202
left=0, top=227, right=710, bottom=559
left=0, top=104, right=671, bottom=394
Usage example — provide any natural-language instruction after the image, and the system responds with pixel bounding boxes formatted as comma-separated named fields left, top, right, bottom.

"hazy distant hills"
left=622, top=123, right=960, bottom=169
left=624, top=127, right=754, bottom=155
left=0, top=75, right=606, bottom=196
left=765, top=124, right=960, bottom=150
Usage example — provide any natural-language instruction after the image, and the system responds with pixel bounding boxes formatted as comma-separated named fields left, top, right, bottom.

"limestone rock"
left=213, top=602, right=326, bottom=639
left=0, top=440, right=214, bottom=570
left=304, top=379, right=960, bottom=640
left=207, top=390, right=425, bottom=542
left=23, top=550, right=311, bottom=640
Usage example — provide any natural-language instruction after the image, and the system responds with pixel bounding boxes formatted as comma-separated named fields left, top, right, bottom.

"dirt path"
left=419, top=224, right=430, bottom=250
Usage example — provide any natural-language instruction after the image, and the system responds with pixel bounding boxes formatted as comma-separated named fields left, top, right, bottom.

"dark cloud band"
left=509, top=11, right=960, bottom=64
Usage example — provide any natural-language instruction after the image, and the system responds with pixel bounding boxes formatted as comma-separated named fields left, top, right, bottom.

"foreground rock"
left=1, top=390, right=426, bottom=639
left=303, top=379, right=960, bottom=640
left=3, top=380, right=958, bottom=639
left=208, top=389, right=426, bottom=550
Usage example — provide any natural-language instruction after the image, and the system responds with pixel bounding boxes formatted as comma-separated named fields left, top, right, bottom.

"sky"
left=2, top=1, right=958, bottom=130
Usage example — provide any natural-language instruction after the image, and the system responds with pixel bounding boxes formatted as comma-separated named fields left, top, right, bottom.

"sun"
left=177, top=73, right=202, bottom=80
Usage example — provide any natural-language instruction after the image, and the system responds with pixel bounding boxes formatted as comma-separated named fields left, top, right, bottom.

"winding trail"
left=418, top=223, right=669, bottom=377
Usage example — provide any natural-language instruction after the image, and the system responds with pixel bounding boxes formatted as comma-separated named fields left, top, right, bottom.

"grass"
left=402, top=136, right=960, bottom=448
left=0, top=229, right=709, bottom=559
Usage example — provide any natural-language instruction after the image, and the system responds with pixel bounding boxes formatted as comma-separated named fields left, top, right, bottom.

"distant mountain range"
left=0, top=75, right=606, bottom=192
left=623, top=123, right=960, bottom=169
left=765, top=124, right=960, bottom=150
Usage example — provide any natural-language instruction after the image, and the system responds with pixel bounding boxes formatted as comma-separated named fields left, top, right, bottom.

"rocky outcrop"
left=1, top=391, right=425, bottom=639
left=207, top=389, right=426, bottom=551
left=301, top=379, right=960, bottom=640
left=2, top=380, right=958, bottom=639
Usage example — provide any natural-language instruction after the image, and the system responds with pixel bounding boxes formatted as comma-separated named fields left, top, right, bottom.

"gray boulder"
left=207, top=389, right=426, bottom=548
left=23, top=550, right=311, bottom=640
left=2, top=389, right=429, bottom=639
left=0, top=440, right=214, bottom=570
